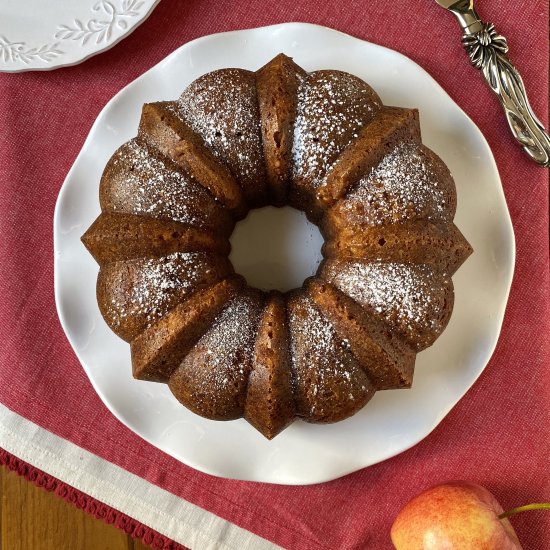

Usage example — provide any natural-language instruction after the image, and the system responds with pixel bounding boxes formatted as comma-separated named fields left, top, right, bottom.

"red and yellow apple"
left=391, top=481, right=523, bottom=549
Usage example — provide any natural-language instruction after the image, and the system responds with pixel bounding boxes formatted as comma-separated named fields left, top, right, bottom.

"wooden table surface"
left=1, top=466, right=152, bottom=550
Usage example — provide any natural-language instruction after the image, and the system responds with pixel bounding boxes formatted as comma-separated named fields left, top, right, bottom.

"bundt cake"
left=82, top=53, right=472, bottom=439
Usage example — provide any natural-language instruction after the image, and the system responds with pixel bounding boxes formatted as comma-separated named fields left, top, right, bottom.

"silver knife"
left=436, top=0, right=550, bottom=168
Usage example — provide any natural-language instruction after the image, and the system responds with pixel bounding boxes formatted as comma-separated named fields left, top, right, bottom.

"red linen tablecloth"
left=0, top=0, right=549, bottom=548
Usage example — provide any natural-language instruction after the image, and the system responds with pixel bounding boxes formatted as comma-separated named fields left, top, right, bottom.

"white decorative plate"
left=0, top=0, right=160, bottom=72
left=54, top=23, right=515, bottom=485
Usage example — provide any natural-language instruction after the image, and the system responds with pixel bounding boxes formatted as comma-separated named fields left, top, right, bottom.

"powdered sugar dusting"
left=341, top=142, right=450, bottom=225
left=181, top=291, right=262, bottom=397
left=293, top=71, right=381, bottom=189
left=289, top=294, right=369, bottom=415
left=109, top=139, right=220, bottom=227
left=325, top=261, right=451, bottom=337
left=106, top=252, right=217, bottom=328
left=178, top=69, right=264, bottom=191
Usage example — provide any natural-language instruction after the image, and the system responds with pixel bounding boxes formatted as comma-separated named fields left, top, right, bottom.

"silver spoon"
left=436, top=0, right=550, bottom=168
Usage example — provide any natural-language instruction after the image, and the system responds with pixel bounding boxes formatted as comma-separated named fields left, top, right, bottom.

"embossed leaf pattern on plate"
left=55, top=0, right=145, bottom=46
left=0, top=36, right=63, bottom=64
left=0, top=0, right=151, bottom=69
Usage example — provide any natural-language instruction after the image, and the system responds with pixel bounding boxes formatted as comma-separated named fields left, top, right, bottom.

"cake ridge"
left=323, top=219, right=473, bottom=275
left=131, top=276, right=245, bottom=383
left=305, top=279, right=415, bottom=390
left=256, top=54, right=306, bottom=206
left=138, top=101, right=247, bottom=215
left=81, top=212, right=232, bottom=265
left=245, top=290, right=296, bottom=438
left=317, top=107, right=422, bottom=208
left=98, top=137, right=235, bottom=234
left=168, top=286, right=265, bottom=421
left=97, top=251, right=234, bottom=342
left=319, top=258, right=455, bottom=352
left=287, top=290, right=376, bottom=422
left=178, top=67, right=268, bottom=207
left=289, top=67, right=382, bottom=219
left=322, top=140, right=457, bottom=235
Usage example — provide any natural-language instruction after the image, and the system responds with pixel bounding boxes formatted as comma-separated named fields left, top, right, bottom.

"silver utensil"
left=436, top=0, right=550, bottom=167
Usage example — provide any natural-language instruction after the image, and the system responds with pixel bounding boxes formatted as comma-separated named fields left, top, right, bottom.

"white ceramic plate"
left=0, top=0, right=160, bottom=72
left=54, top=23, right=515, bottom=485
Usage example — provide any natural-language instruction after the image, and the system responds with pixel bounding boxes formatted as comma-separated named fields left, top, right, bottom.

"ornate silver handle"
left=447, top=1, right=550, bottom=167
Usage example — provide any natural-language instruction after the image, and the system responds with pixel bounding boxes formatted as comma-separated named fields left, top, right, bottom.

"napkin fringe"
left=0, top=447, right=187, bottom=550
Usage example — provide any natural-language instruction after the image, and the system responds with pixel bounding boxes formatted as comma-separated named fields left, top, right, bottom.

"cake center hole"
left=229, top=206, right=324, bottom=292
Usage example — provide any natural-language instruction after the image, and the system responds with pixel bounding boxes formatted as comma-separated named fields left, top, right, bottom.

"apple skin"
left=391, top=481, right=522, bottom=550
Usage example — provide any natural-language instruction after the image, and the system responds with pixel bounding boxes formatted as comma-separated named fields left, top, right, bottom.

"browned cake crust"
left=306, top=279, right=415, bottom=389
left=168, top=287, right=264, bottom=420
left=287, top=291, right=376, bottom=423
left=83, top=53, right=474, bottom=439
left=138, top=102, right=246, bottom=217
left=322, top=143, right=457, bottom=238
left=318, top=107, right=421, bottom=208
left=98, top=138, right=235, bottom=236
left=82, top=212, right=230, bottom=264
left=245, top=291, right=296, bottom=439
left=97, top=253, right=234, bottom=342
left=323, top=221, right=473, bottom=276
left=320, top=258, right=455, bottom=351
left=131, top=277, right=244, bottom=382
left=179, top=69, right=268, bottom=208
left=256, top=54, right=306, bottom=205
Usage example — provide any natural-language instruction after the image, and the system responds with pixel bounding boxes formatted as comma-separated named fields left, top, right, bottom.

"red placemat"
left=0, top=1, right=548, bottom=548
